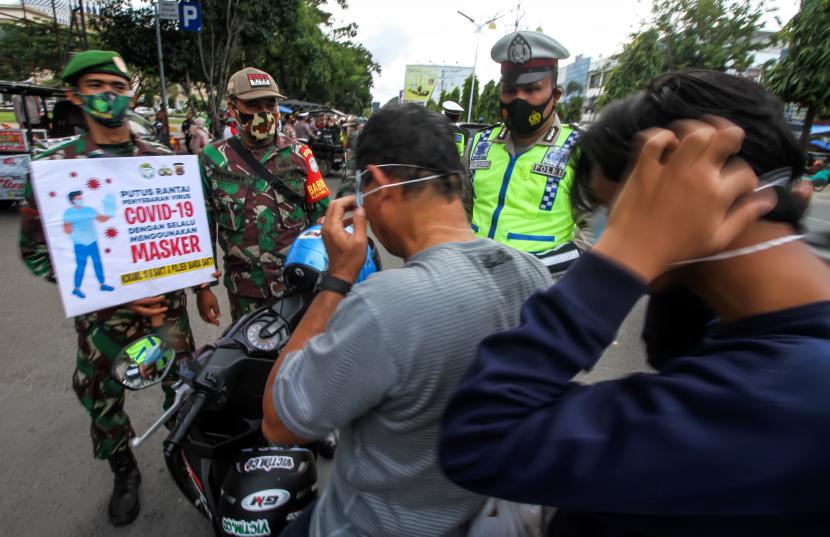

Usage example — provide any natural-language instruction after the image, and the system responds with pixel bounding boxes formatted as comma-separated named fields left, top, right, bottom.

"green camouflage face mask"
left=78, top=91, right=131, bottom=128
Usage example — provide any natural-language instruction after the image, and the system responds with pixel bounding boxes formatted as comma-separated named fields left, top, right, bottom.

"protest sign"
left=30, top=155, right=215, bottom=317
left=0, top=153, right=29, bottom=200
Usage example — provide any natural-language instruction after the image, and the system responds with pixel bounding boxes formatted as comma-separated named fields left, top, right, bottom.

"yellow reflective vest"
left=468, top=122, right=578, bottom=253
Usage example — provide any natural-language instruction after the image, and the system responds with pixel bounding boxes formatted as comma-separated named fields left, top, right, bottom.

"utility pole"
left=51, top=0, right=63, bottom=71
left=457, top=10, right=502, bottom=122
left=154, top=1, right=169, bottom=144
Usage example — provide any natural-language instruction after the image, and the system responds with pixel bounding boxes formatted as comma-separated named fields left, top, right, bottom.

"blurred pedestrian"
left=189, top=117, right=210, bottom=154
left=181, top=110, right=194, bottom=154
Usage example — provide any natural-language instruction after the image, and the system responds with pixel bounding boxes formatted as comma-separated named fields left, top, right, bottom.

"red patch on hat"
left=501, top=58, right=557, bottom=73
left=247, top=73, right=271, bottom=87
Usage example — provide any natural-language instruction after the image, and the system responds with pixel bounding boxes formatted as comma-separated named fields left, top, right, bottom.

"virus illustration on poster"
left=105, top=178, right=112, bottom=184
left=104, top=248, right=111, bottom=254
left=104, top=227, right=119, bottom=239
left=70, top=172, right=77, bottom=178
left=49, top=191, right=56, bottom=197
left=87, top=178, right=102, bottom=190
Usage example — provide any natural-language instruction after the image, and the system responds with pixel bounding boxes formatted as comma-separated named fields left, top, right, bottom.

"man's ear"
left=227, top=100, right=238, bottom=121
left=66, top=88, right=82, bottom=107
left=366, top=164, right=393, bottom=187
left=552, top=86, right=564, bottom=106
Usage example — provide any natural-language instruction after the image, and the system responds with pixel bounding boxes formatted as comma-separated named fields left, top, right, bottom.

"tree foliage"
left=600, top=0, right=770, bottom=108
left=558, top=95, right=585, bottom=124
left=252, top=0, right=380, bottom=114
left=92, top=0, right=378, bottom=133
left=474, top=80, right=501, bottom=124
left=0, top=20, right=67, bottom=82
left=564, top=80, right=583, bottom=97
left=460, top=74, right=480, bottom=122
left=763, top=0, right=830, bottom=149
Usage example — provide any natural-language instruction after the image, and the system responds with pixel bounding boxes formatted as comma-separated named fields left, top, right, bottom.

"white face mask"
left=672, top=168, right=801, bottom=266
left=594, top=168, right=803, bottom=266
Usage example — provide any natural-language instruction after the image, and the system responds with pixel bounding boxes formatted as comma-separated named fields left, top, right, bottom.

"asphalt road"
left=2, top=181, right=827, bottom=537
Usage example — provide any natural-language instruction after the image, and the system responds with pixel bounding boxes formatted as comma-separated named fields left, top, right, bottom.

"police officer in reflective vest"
left=442, top=100, right=467, bottom=158
left=468, top=31, right=582, bottom=273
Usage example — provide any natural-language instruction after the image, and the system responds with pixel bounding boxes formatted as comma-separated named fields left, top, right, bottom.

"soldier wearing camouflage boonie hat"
left=196, top=67, right=331, bottom=323
left=19, top=48, right=195, bottom=527
left=467, top=30, right=586, bottom=273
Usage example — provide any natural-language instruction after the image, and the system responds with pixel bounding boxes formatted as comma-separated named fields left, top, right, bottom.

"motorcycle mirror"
left=111, top=334, right=177, bottom=390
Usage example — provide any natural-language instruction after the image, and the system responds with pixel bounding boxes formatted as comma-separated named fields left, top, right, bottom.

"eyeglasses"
left=355, top=164, right=454, bottom=206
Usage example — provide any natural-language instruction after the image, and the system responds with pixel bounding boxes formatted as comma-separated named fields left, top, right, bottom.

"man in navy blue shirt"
left=439, top=71, right=830, bottom=536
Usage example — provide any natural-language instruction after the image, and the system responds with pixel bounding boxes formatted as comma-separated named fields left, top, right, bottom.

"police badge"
left=508, top=34, right=532, bottom=65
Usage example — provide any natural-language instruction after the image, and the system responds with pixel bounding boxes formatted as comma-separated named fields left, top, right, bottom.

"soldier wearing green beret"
left=467, top=31, right=586, bottom=275
left=18, top=50, right=196, bottom=526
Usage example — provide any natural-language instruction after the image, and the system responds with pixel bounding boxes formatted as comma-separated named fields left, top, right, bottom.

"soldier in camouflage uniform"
left=196, top=67, right=330, bottom=323
left=18, top=51, right=195, bottom=526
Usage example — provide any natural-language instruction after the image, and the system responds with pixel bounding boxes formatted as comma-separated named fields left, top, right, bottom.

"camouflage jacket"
left=19, top=133, right=191, bottom=329
left=199, top=134, right=330, bottom=299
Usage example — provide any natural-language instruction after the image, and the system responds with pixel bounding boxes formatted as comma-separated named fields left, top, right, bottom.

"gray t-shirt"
left=275, top=239, right=551, bottom=536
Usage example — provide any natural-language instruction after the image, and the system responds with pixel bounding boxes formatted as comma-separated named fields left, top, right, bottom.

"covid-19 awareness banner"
left=30, top=155, right=215, bottom=317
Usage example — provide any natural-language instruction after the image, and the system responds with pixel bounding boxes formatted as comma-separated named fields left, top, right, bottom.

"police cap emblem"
left=508, top=34, right=532, bottom=65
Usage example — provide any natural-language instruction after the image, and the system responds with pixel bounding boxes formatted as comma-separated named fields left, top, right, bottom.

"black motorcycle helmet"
left=218, top=446, right=317, bottom=536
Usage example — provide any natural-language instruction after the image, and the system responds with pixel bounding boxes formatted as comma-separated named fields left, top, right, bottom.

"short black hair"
left=356, top=103, right=464, bottom=200
left=68, top=190, right=82, bottom=202
left=571, top=70, right=806, bottom=225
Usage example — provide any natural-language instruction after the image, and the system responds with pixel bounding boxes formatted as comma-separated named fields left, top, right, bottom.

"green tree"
left=94, top=0, right=301, bottom=134
left=763, top=0, right=830, bottom=150
left=254, top=0, right=379, bottom=114
left=599, top=29, right=665, bottom=107
left=0, top=20, right=66, bottom=81
left=474, top=80, right=501, bottom=124
left=600, top=0, right=770, bottom=107
left=557, top=95, right=585, bottom=124
left=564, top=80, right=583, bottom=97
left=460, top=74, right=480, bottom=122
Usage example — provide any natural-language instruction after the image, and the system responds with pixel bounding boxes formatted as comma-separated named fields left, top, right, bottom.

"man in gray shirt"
left=263, top=104, right=551, bottom=537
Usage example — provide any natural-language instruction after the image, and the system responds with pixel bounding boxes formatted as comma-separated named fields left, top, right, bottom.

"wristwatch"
left=315, top=273, right=352, bottom=296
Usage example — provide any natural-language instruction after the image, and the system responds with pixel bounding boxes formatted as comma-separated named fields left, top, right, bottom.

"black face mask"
left=499, top=90, right=555, bottom=136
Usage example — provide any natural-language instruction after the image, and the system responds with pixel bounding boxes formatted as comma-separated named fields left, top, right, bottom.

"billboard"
left=403, top=65, right=473, bottom=104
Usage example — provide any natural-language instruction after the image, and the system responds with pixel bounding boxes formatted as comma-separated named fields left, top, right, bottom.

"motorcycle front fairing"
left=166, top=291, right=313, bottom=533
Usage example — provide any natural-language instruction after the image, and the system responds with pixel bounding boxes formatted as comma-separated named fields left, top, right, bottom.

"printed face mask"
left=236, top=108, right=277, bottom=142
left=78, top=91, right=131, bottom=128
left=355, top=164, right=451, bottom=206
left=499, top=90, right=555, bottom=136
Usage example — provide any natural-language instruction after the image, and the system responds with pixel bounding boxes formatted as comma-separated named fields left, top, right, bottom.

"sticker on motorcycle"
left=242, top=455, right=295, bottom=472
left=241, top=489, right=291, bottom=512
left=222, top=517, right=271, bottom=536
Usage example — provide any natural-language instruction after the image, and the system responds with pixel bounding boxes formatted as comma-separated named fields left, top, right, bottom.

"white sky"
left=328, top=0, right=800, bottom=104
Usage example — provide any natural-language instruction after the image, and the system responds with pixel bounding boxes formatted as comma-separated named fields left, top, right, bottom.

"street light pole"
left=457, top=11, right=502, bottom=123
left=154, top=1, right=169, bottom=145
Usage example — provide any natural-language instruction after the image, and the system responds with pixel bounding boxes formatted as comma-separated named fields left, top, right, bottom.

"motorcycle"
left=111, top=226, right=380, bottom=536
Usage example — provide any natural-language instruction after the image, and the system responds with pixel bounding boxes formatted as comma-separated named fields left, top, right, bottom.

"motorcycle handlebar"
left=163, top=390, right=208, bottom=457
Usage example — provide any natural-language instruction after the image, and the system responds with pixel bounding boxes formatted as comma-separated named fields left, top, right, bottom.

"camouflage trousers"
left=71, top=292, right=194, bottom=460
left=228, top=293, right=271, bottom=323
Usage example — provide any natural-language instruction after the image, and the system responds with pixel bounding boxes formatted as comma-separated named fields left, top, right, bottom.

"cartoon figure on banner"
left=63, top=190, right=118, bottom=298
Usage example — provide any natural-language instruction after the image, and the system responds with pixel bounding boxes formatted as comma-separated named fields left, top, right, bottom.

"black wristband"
left=316, top=273, right=352, bottom=296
